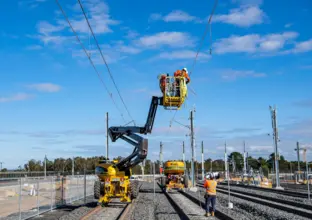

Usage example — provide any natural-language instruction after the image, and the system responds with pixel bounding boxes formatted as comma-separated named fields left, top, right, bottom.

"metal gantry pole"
left=243, top=141, right=247, bottom=176
left=224, top=142, right=228, bottom=180
left=72, top=156, right=74, bottom=176
left=153, top=162, right=155, bottom=203
left=160, top=142, right=163, bottom=174
left=201, top=141, right=204, bottom=180
left=296, top=141, right=301, bottom=175
left=106, top=112, right=109, bottom=159
left=44, top=155, right=47, bottom=179
left=182, top=141, right=186, bottom=171
left=190, top=109, right=195, bottom=187
left=269, top=105, right=282, bottom=189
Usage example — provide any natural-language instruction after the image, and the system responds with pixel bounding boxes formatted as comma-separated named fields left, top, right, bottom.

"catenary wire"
left=55, top=0, right=126, bottom=123
left=168, top=0, right=218, bottom=127
left=77, top=0, right=135, bottom=126
left=189, top=0, right=218, bottom=76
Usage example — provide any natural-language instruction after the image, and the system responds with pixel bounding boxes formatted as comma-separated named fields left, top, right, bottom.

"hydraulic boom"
left=108, top=96, right=163, bottom=171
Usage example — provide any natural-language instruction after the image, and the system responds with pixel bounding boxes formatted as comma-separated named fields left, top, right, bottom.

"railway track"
left=80, top=200, right=132, bottom=220
left=197, top=183, right=312, bottom=219
left=217, top=182, right=311, bottom=198
left=159, top=182, right=234, bottom=220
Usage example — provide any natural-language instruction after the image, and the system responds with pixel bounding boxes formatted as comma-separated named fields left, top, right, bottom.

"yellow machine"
left=160, top=76, right=188, bottom=110
left=95, top=75, right=188, bottom=206
left=94, top=159, right=138, bottom=206
left=161, top=160, right=188, bottom=192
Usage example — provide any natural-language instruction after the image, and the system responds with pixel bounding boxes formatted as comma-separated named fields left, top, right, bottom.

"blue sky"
left=1, top=0, right=312, bottom=169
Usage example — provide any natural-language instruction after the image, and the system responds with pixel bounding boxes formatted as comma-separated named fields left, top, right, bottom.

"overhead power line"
left=55, top=0, right=126, bottom=123
left=77, top=0, right=135, bottom=126
left=169, top=0, right=218, bottom=125
left=189, top=0, right=218, bottom=77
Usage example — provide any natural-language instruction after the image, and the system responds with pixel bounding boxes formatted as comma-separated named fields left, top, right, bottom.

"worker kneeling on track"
left=204, top=173, right=217, bottom=217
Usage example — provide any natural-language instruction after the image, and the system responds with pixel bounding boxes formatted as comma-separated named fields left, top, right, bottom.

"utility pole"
left=201, top=141, right=204, bottom=180
left=72, top=156, right=74, bottom=176
left=225, top=141, right=228, bottom=180
left=106, top=112, right=109, bottom=160
left=0, top=162, right=3, bottom=171
left=182, top=141, right=186, bottom=171
left=269, top=105, right=283, bottom=190
left=159, top=142, right=163, bottom=174
left=210, top=160, right=212, bottom=172
left=190, top=109, right=196, bottom=188
left=243, top=141, right=247, bottom=176
left=44, top=155, right=47, bottom=179
left=296, top=141, right=301, bottom=173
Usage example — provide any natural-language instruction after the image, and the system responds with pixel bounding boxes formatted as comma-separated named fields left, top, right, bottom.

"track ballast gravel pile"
left=218, top=184, right=312, bottom=204
left=197, top=186, right=310, bottom=220
left=124, top=181, right=180, bottom=220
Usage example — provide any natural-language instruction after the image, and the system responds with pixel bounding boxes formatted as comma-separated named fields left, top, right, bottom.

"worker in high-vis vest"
left=203, top=173, right=217, bottom=217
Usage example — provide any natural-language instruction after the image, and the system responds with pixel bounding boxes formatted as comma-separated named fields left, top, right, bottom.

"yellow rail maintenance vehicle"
left=161, top=160, right=189, bottom=192
left=94, top=74, right=189, bottom=206
left=94, top=159, right=139, bottom=206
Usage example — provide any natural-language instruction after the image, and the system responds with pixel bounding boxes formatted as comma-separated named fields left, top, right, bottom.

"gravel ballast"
left=217, top=184, right=312, bottom=204
left=196, top=185, right=311, bottom=220
left=125, top=182, right=180, bottom=220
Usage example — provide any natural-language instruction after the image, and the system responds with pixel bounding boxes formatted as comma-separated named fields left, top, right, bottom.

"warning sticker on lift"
left=112, top=178, right=120, bottom=182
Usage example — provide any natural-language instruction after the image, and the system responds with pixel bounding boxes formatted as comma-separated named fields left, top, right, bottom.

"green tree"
left=228, top=152, right=244, bottom=171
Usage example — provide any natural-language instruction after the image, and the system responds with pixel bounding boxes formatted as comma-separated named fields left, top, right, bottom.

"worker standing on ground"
left=204, top=173, right=217, bottom=217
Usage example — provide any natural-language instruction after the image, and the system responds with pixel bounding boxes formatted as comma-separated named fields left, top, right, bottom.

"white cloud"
left=157, top=50, right=211, bottom=60
left=214, top=5, right=265, bottom=27
left=293, top=38, right=312, bottom=53
left=164, top=10, right=198, bottom=22
left=284, top=23, right=293, bottom=28
left=26, top=83, right=61, bottom=92
left=213, top=31, right=299, bottom=54
left=149, top=10, right=200, bottom=23
left=69, top=0, right=119, bottom=34
left=220, top=69, right=266, bottom=80
left=136, top=32, right=195, bottom=48
left=214, top=34, right=261, bottom=54
left=37, top=21, right=65, bottom=35
left=249, top=145, right=273, bottom=152
left=0, top=93, right=33, bottom=103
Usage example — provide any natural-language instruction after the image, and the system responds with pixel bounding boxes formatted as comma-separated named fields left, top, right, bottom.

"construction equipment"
left=94, top=77, right=188, bottom=205
left=160, top=160, right=189, bottom=192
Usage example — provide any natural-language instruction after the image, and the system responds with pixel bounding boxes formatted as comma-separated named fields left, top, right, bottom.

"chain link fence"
left=0, top=175, right=97, bottom=220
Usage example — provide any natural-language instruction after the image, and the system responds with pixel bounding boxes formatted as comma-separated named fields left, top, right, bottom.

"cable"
left=168, top=0, right=218, bottom=124
left=55, top=0, right=126, bottom=123
left=77, top=0, right=135, bottom=126
left=189, top=0, right=218, bottom=76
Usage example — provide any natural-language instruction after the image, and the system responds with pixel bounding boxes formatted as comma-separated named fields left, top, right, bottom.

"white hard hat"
left=183, top=67, right=188, bottom=71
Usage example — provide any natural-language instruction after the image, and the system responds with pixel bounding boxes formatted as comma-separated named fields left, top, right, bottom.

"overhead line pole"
left=269, top=105, right=283, bottom=190
left=106, top=112, right=109, bottom=160
left=201, top=141, right=204, bottom=180
left=190, top=109, right=196, bottom=188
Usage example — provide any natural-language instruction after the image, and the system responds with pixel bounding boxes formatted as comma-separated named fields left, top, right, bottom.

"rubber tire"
left=94, top=180, right=101, bottom=199
left=184, top=174, right=189, bottom=188
left=161, top=176, right=166, bottom=187
left=130, top=180, right=139, bottom=199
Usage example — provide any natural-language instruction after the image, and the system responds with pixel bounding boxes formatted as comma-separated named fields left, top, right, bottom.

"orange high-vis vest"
left=204, top=179, right=217, bottom=195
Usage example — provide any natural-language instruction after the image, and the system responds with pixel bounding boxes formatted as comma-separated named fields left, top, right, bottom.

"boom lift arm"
left=108, top=96, right=163, bottom=171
